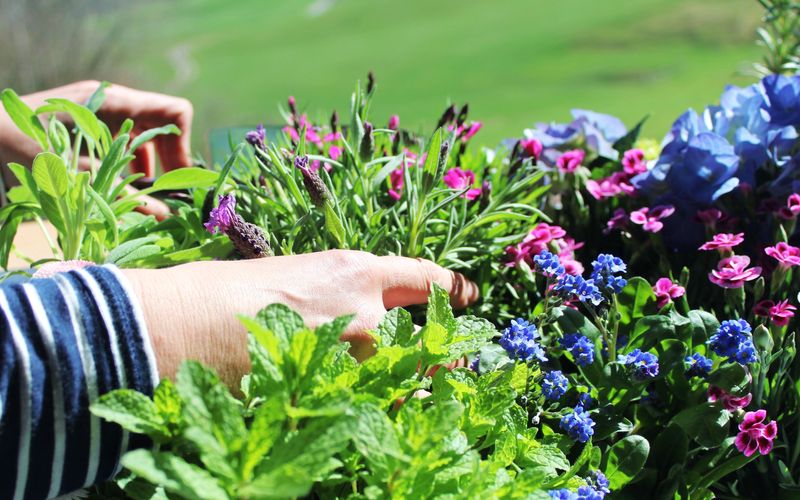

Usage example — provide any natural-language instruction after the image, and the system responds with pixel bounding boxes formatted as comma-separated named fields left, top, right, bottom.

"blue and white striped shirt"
left=0, top=265, right=159, bottom=499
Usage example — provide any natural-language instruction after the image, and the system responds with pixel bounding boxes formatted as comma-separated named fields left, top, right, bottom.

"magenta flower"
left=520, top=138, right=543, bottom=160
left=388, top=167, right=404, bottom=201
left=699, top=233, right=745, bottom=252
left=630, top=205, right=675, bottom=233
left=735, top=410, right=778, bottom=457
left=708, top=386, right=752, bottom=412
left=328, top=145, right=342, bottom=161
left=653, top=277, right=685, bottom=308
left=204, top=194, right=237, bottom=234
left=443, top=167, right=482, bottom=200
left=505, top=223, right=568, bottom=267
left=695, top=208, right=723, bottom=227
left=556, top=149, right=585, bottom=174
left=604, top=208, right=629, bottom=234
left=761, top=299, right=797, bottom=327
left=388, top=114, right=400, bottom=131
left=785, top=193, right=800, bottom=218
left=460, top=121, right=482, bottom=142
left=622, top=148, right=647, bottom=175
left=553, top=237, right=585, bottom=276
left=765, top=242, right=800, bottom=268
left=708, top=255, right=762, bottom=288
left=586, top=172, right=635, bottom=200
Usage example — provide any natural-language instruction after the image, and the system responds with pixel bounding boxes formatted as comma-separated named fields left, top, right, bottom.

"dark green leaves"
left=603, top=435, right=650, bottom=489
left=671, top=403, right=731, bottom=448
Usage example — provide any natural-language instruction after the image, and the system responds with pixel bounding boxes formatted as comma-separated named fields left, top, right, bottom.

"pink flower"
left=586, top=172, right=635, bottom=200
left=735, top=410, right=778, bottom=457
left=505, top=223, right=568, bottom=267
left=699, top=233, right=745, bottom=252
left=556, top=149, right=585, bottom=174
left=520, top=138, right=543, bottom=160
left=442, top=167, right=481, bottom=200
left=604, top=208, right=629, bottom=234
left=784, top=193, right=800, bottom=218
left=708, top=386, right=752, bottom=412
left=553, top=237, right=585, bottom=276
left=328, top=145, right=342, bottom=161
left=460, top=121, right=482, bottom=142
left=388, top=114, right=400, bottom=131
left=708, top=255, right=762, bottom=288
left=769, top=299, right=796, bottom=327
left=323, top=131, right=343, bottom=143
left=695, top=208, right=723, bottom=227
left=653, top=278, right=685, bottom=308
left=622, top=149, right=647, bottom=175
left=754, top=299, right=774, bottom=318
left=765, top=242, right=800, bottom=268
left=630, top=205, right=675, bottom=233
left=388, top=167, right=404, bottom=201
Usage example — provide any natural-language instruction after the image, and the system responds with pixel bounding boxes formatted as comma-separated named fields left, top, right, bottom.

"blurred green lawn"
left=129, top=0, right=763, bottom=150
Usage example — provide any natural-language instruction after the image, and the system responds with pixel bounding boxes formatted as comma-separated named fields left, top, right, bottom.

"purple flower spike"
left=245, top=124, right=266, bottom=148
left=205, top=194, right=237, bottom=234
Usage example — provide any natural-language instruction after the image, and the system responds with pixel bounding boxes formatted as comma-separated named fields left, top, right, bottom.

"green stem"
left=689, top=450, right=756, bottom=496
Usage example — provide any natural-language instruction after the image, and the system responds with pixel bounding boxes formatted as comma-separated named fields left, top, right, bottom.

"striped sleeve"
left=0, top=265, right=159, bottom=500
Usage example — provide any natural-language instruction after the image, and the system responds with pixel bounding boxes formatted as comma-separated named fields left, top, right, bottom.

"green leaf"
left=322, top=200, right=346, bottom=247
left=128, top=124, right=181, bottom=153
left=152, top=167, right=219, bottom=191
left=427, top=282, right=457, bottom=333
left=604, top=435, right=650, bottom=489
left=32, top=152, right=68, bottom=198
left=421, top=322, right=449, bottom=366
left=39, top=98, right=107, bottom=149
left=288, top=328, right=317, bottom=383
left=242, top=397, right=286, bottom=481
left=254, top=303, right=306, bottom=346
left=243, top=416, right=354, bottom=499
left=121, top=449, right=229, bottom=500
left=555, top=306, right=602, bottom=340
left=153, top=378, right=182, bottom=429
left=617, top=276, right=656, bottom=325
left=376, top=307, right=416, bottom=347
left=445, top=315, right=497, bottom=362
left=104, top=235, right=160, bottom=265
left=707, top=362, right=749, bottom=395
left=671, top=403, right=731, bottom=448
left=90, top=389, right=167, bottom=440
left=629, top=315, right=675, bottom=351
left=1, top=89, right=48, bottom=149
left=84, top=81, right=110, bottom=112
left=521, top=443, right=570, bottom=476
left=351, top=402, right=406, bottom=480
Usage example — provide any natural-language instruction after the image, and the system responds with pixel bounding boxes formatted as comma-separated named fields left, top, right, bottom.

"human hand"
left=0, top=80, right=194, bottom=217
left=122, top=250, right=479, bottom=387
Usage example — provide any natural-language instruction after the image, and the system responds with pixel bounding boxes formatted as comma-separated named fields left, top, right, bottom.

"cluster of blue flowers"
left=685, top=352, right=714, bottom=378
left=578, top=392, right=593, bottom=409
left=708, top=319, right=757, bottom=364
left=554, top=274, right=604, bottom=306
left=534, top=250, right=566, bottom=277
left=560, top=405, right=595, bottom=443
left=585, top=471, right=611, bottom=497
left=542, top=370, right=569, bottom=401
left=618, top=349, right=660, bottom=380
left=589, top=254, right=628, bottom=294
left=559, top=333, right=595, bottom=366
left=499, top=318, right=547, bottom=363
left=548, top=486, right=603, bottom=500
left=523, top=108, right=628, bottom=163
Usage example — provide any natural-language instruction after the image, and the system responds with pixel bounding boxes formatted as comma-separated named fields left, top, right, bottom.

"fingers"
left=121, top=183, right=171, bottom=221
left=153, top=99, right=193, bottom=171
left=378, top=256, right=479, bottom=310
left=130, top=141, right=155, bottom=177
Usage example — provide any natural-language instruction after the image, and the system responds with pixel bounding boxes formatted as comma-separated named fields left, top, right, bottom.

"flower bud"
left=436, top=104, right=456, bottom=129
left=228, top=215, right=273, bottom=259
left=388, top=114, right=400, bottom=131
left=479, top=180, right=492, bottom=210
left=359, top=121, right=374, bottom=162
left=288, top=95, right=297, bottom=116
left=391, top=129, right=401, bottom=155
left=49, top=119, right=70, bottom=156
left=366, top=71, right=376, bottom=95
left=330, top=110, right=339, bottom=134
left=295, top=155, right=331, bottom=208
left=456, top=104, right=469, bottom=127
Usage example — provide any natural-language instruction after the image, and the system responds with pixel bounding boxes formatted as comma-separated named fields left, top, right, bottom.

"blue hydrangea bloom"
left=586, top=470, right=611, bottom=498
left=578, top=392, right=594, bottom=408
left=685, top=352, right=713, bottom=378
left=523, top=109, right=627, bottom=165
left=618, top=349, right=660, bottom=380
left=548, top=489, right=578, bottom=500
left=554, top=274, right=604, bottom=306
left=708, top=319, right=757, bottom=364
left=542, top=370, right=569, bottom=400
left=499, top=318, right=547, bottom=363
left=534, top=250, right=566, bottom=277
left=590, top=254, right=628, bottom=294
left=761, top=74, right=800, bottom=126
left=560, top=405, right=595, bottom=443
left=560, top=333, right=595, bottom=366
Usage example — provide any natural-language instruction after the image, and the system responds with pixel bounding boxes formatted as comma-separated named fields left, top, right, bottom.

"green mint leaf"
left=351, top=402, right=406, bottom=480
left=427, top=282, right=457, bottom=334
left=183, top=426, right=238, bottom=483
left=90, top=389, right=168, bottom=441
left=242, top=397, right=287, bottom=481
left=421, top=322, right=449, bottom=366
left=376, top=307, right=415, bottom=347
left=121, top=449, right=230, bottom=500
left=154, top=378, right=182, bottom=430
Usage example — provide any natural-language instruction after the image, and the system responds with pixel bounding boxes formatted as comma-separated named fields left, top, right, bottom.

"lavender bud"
left=367, top=71, right=376, bottom=94
left=288, top=95, right=297, bottom=116
left=456, top=104, right=469, bottom=127
left=479, top=180, right=492, bottom=210
left=330, top=110, right=339, bottom=134
left=360, top=121, right=374, bottom=162
left=227, top=215, right=273, bottom=259
left=302, top=169, right=332, bottom=208
left=436, top=104, right=456, bottom=129
left=391, top=129, right=401, bottom=155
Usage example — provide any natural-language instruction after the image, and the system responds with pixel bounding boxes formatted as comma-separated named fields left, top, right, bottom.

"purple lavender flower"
left=541, top=370, right=569, bottom=401
left=560, top=405, right=595, bottom=443
left=685, top=352, right=714, bottom=378
left=709, top=319, right=757, bottom=364
left=204, top=194, right=237, bottom=234
left=560, top=333, right=595, bottom=366
left=618, top=349, right=659, bottom=380
left=499, top=318, right=547, bottom=363
left=245, top=124, right=266, bottom=149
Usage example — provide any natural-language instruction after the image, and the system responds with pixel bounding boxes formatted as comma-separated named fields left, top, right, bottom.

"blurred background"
left=0, top=0, right=763, bottom=151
